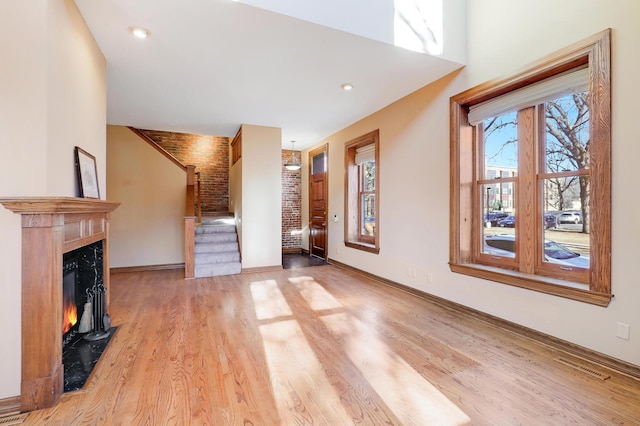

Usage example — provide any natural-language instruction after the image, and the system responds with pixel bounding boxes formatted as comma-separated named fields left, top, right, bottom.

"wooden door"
left=309, top=145, right=328, bottom=259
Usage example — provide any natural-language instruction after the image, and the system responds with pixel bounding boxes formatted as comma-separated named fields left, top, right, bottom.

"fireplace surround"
left=0, top=197, right=119, bottom=412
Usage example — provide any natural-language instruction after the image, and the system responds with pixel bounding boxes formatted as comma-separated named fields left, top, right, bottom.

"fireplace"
left=61, top=241, right=115, bottom=392
left=0, top=197, right=119, bottom=412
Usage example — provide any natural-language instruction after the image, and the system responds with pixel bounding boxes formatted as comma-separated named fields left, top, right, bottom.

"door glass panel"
left=542, top=176, right=590, bottom=268
left=312, top=152, right=325, bottom=175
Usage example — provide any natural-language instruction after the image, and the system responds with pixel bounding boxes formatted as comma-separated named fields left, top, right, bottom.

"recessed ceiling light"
left=341, top=83, right=354, bottom=91
left=129, top=27, right=151, bottom=39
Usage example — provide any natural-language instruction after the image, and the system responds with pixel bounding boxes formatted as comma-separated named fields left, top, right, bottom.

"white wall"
left=47, top=0, right=107, bottom=197
left=0, top=0, right=106, bottom=398
left=230, top=156, right=243, bottom=252
left=240, top=124, right=282, bottom=269
left=106, top=126, right=185, bottom=268
left=303, top=0, right=640, bottom=366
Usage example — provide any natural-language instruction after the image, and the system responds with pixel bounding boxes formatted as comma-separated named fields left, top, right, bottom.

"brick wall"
left=138, top=129, right=230, bottom=214
left=282, top=149, right=302, bottom=250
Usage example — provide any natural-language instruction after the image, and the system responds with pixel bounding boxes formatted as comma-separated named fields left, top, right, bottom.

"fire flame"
left=63, top=299, right=78, bottom=334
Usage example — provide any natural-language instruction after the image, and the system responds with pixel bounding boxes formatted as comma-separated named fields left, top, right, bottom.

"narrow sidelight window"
left=345, top=130, right=380, bottom=253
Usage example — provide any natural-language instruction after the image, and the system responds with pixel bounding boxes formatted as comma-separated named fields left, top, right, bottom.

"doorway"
left=309, top=144, right=328, bottom=259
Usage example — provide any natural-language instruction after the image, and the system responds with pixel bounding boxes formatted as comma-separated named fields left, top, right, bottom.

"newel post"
left=184, top=216, right=195, bottom=279
left=185, top=165, right=196, bottom=279
left=185, top=165, right=196, bottom=216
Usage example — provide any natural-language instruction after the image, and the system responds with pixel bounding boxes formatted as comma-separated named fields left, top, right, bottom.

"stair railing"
left=195, top=171, right=202, bottom=224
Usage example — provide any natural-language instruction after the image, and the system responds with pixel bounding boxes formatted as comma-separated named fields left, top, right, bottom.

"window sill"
left=344, top=241, right=380, bottom=254
left=449, top=262, right=611, bottom=307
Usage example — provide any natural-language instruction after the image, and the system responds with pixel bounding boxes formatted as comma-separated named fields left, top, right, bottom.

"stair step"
left=195, top=261, right=242, bottom=277
left=192, top=216, right=240, bottom=278
left=195, top=241, right=238, bottom=254
left=195, top=251, right=240, bottom=264
left=200, top=216, right=234, bottom=225
left=196, top=224, right=236, bottom=234
left=195, top=233, right=237, bottom=244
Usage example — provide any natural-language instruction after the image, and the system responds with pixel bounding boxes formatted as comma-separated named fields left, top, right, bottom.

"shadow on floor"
left=282, top=253, right=329, bottom=269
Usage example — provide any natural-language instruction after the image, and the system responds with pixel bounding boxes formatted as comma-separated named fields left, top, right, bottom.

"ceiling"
left=75, top=0, right=464, bottom=149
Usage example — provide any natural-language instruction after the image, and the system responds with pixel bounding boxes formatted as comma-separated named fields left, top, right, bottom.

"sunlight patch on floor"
left=250, top=280, right=293, bottom=320
left=251, top=277, right=470, bottom=424
left=259, top=320, right=352, bottom=423
left=288, top=276, right=342, bottom=311
left=322, top=313, right=470, bottom=426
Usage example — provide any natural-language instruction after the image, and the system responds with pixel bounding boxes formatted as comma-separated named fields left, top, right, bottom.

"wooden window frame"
left=231, top=128, right=241, bottom=165
left=449, top=29, right=611, bottom=306
left=345, top=130, right=380, bottom=254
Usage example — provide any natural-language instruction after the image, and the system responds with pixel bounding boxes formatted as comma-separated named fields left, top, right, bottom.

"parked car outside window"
left=497, top=215, right=515, bottom=228
left=544, top=212, right=559, bottom=229
left=558, top=211, right=583, bottom=224
left=484, top=234, right=589, bottom=268
left=484, top=212, right=509, bottom=227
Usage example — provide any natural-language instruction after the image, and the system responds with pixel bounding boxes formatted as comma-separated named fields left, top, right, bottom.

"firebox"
left=62, top=240, right=114, bottom=392
left=62, top=259, right=79, bottom=337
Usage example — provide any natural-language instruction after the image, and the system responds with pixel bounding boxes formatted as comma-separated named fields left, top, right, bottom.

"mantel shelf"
left=0, top=196, right=120, bottom=214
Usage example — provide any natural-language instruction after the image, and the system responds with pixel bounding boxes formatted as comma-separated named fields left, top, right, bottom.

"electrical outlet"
left=616, top=322, right=630, bottom=340
left=427, top=273, right=433, bottom=283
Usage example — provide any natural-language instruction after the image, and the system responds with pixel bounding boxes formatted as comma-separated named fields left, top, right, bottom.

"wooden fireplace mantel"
left=0, top=196, right=120, bottom=215
left=0, top=197, right=120, bottom=412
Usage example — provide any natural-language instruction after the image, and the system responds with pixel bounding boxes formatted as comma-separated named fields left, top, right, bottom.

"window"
left=345, top=130, right=380, bottom=253
left=450, top=30, right=611, bottom=306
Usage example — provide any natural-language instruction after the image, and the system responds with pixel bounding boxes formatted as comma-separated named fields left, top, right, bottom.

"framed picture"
left=75, top=147, right=100, bottom=199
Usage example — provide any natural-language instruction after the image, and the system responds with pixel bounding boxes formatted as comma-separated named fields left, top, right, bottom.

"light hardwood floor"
left=24, top=266, right=640, bottom=425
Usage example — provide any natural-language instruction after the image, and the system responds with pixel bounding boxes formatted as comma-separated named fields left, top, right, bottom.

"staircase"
left=194, top=217, right=241, bottom=277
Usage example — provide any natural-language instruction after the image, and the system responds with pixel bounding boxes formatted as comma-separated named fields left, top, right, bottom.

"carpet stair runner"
left=194, top=217, right=241, bottom=277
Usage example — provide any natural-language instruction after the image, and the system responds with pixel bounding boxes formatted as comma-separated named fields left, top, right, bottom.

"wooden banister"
left=127, top=127, right=186, bottom=171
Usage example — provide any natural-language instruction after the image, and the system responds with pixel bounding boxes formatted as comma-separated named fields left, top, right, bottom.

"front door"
left=309, top=145, right=328, bottom=259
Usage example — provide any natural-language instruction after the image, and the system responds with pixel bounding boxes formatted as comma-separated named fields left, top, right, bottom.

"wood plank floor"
left=25, top=266, right=640, bottom=425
